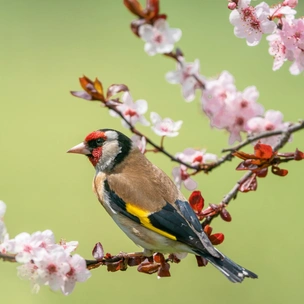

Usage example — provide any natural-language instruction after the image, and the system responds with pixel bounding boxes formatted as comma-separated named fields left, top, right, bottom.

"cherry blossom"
left=15, top=236, right=90, bottom=295
left=150, top=112, right=183, bottom=137
left=59, top=240, right=79, bottom=254
left=166, top=59, right=203, bottom=102
left=246, top=110, right=290, bottom=147
left=267, top=33, right=287, bottom=71
left=138, top=19, right=182, bottom=56
left=0, top=202, right=91, bottom=295
left=202, top=71, right=264, bottom=144
left=283, top=0, right=298, bottom=9
left=222, top=87, right=264, bottom=144
left=62, top=254, right=91, bottom=295
left=34, top=248, right=71, bottom=292
left=9, top=230, right=55, bottom=263
left=131, top=135, right=147, bottom=153
left=176, top=148, right=217, bottom=166
left=279, top=18, right=304, bottom=75
left=269, top=4, right=297, bottom=20
left=17, top=261, right=40, bottom=293
left=229, top=1, right=276, bottom=46
left=172, top=165, right=197, bottom=191
left=201, top=71, right=237, bottom=122
left=109, top=92, right=150, bottom=128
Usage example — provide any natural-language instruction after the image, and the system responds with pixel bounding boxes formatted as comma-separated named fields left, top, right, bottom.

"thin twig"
left=0, top=252, right=16, bottom=263
left=222, top=120, right=304, bottom=152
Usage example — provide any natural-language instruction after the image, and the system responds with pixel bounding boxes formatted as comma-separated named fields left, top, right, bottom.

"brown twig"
left=222, top=120, right=304, bottom=152
left=0, top=252, right=16, bottom=263
left=105, top=102, right=304, bottom=174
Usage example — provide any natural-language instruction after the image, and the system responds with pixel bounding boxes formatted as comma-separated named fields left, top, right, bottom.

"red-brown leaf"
left=254, top=143, right=274, bottom=159
left=137, top=259, right=160, bottom=274
left=107, top=84, right=129, bottom=99
left=209, top=233, right=225, bottom=245
left=92, top=242, right=104, bottom=261
left=78, top=76, right=105, bottom=101
left=256, top=167, right=268, bottom=178
left=271, top=166, right=288, bottom=176
left=106, top=260, right=122, bottom=272
left=220, top=209, right=232, bottom=222
left=189, top=191, right=204, bottom=213
left=233, top=150, right=256, bottom=160
left=295, top=148, right=304, bottom=160
left=153, top=252, right=165, bottom=264
left=203, top=224, right=213, bottom=236
left=127, top=256, right=143, bottom=267
left=123, top=0, right=145, bottom=17
left=239, top=174, right=258, bottom=192
left=195, top=255, right=208, bottom=267
left=146, top=0, right=159, bottom=16
left=157, top=262, right=171, bottom=278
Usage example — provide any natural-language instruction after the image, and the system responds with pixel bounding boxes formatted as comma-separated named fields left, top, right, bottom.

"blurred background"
left=0, top=0, right=303, bottom=303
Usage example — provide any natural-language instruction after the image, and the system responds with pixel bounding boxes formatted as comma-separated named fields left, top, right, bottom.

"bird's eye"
left=87, top=137, right=105, bottom=149
left=95, top=138, right=104, bottom=146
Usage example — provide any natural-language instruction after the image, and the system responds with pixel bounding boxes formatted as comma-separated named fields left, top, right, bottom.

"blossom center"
left=240, top=100, right=248, bottom=108
left=193, top=155, right=203, bottom=163
left=66, top=267, right=75, bottom=277
left=47, top=264, right=57, bottom=274
left=154, top=33, right=163, bottom=44
left=124, top=108, right=138, bottom=117
left=265, top=123, right=275, bottom=131
left=180, top=170, right=189, bottom=181
left=23, top=245, right=32, bottom=253
left=235, top=117, right=244, bottom=126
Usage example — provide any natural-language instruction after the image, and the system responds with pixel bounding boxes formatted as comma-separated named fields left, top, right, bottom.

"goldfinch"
left=68, top=129, right=257, bottom=283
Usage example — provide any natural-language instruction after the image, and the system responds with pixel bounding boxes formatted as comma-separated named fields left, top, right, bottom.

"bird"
left=67, top=128, right=258, bottom=283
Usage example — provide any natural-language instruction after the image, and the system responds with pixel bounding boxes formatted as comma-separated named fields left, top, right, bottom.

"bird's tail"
left=195, top=249, right=258, bottom=283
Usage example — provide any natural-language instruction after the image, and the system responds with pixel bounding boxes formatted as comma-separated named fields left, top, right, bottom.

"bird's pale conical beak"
left=67, top=142, right=91, bottom=155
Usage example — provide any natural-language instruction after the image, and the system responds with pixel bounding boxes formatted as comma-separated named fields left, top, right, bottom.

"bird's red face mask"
left=67, top=131, right=106, bottom=167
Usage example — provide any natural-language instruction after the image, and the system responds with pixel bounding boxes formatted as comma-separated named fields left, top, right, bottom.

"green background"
left=1, top=1, right=303, bottom=303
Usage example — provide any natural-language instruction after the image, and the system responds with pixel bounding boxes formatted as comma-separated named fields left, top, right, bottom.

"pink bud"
left=282, top=0, right=298, bottom=8
left=228, top=2, right=237, bottom=10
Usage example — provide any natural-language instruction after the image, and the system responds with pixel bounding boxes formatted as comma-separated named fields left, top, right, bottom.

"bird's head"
left=67, top=129, right=132, bottom=172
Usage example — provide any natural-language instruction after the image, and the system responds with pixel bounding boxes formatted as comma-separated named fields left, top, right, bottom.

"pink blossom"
left=10, top=232, right=44, bottom=263
left=203, top=77, right=264, bottom=144
left=109, top=92, right=150, bottom=128
left=166, top=59, right=203, bottom=102
left=59, top=240, right=79, bottom=254
left=228, top=2, right=237, bottom=10
left=224, top=87, right=264, bottom=144
left=17, top=262, right=41, bottom=293
left=131, top=135, right=147, bottom=153
left=201, top=71, right=237, bottom=121
left=177, top=148, right=217, bottom=166
left=267, top=33, right=287, bottom=71
left=283, top=0, right=298, bottom=9
left=269, top=4, right=297, bottom=20
left=139, top=19, right=182, bottom=56
left=279, top=18, right=304, bottom=75
left=34, top=248, right=71, bottom=292
left=62, top=254, right=91, bottom=295
left=246, top=110, right=290, bottom=147
left=172, top=165, right=197, bottom=191
left=230, top=1, right=276, bottom=46
left=150, top=112, right=183, bottom=137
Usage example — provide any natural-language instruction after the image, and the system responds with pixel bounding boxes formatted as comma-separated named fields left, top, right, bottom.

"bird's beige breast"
left=92, top=171, right=107, bottom=207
